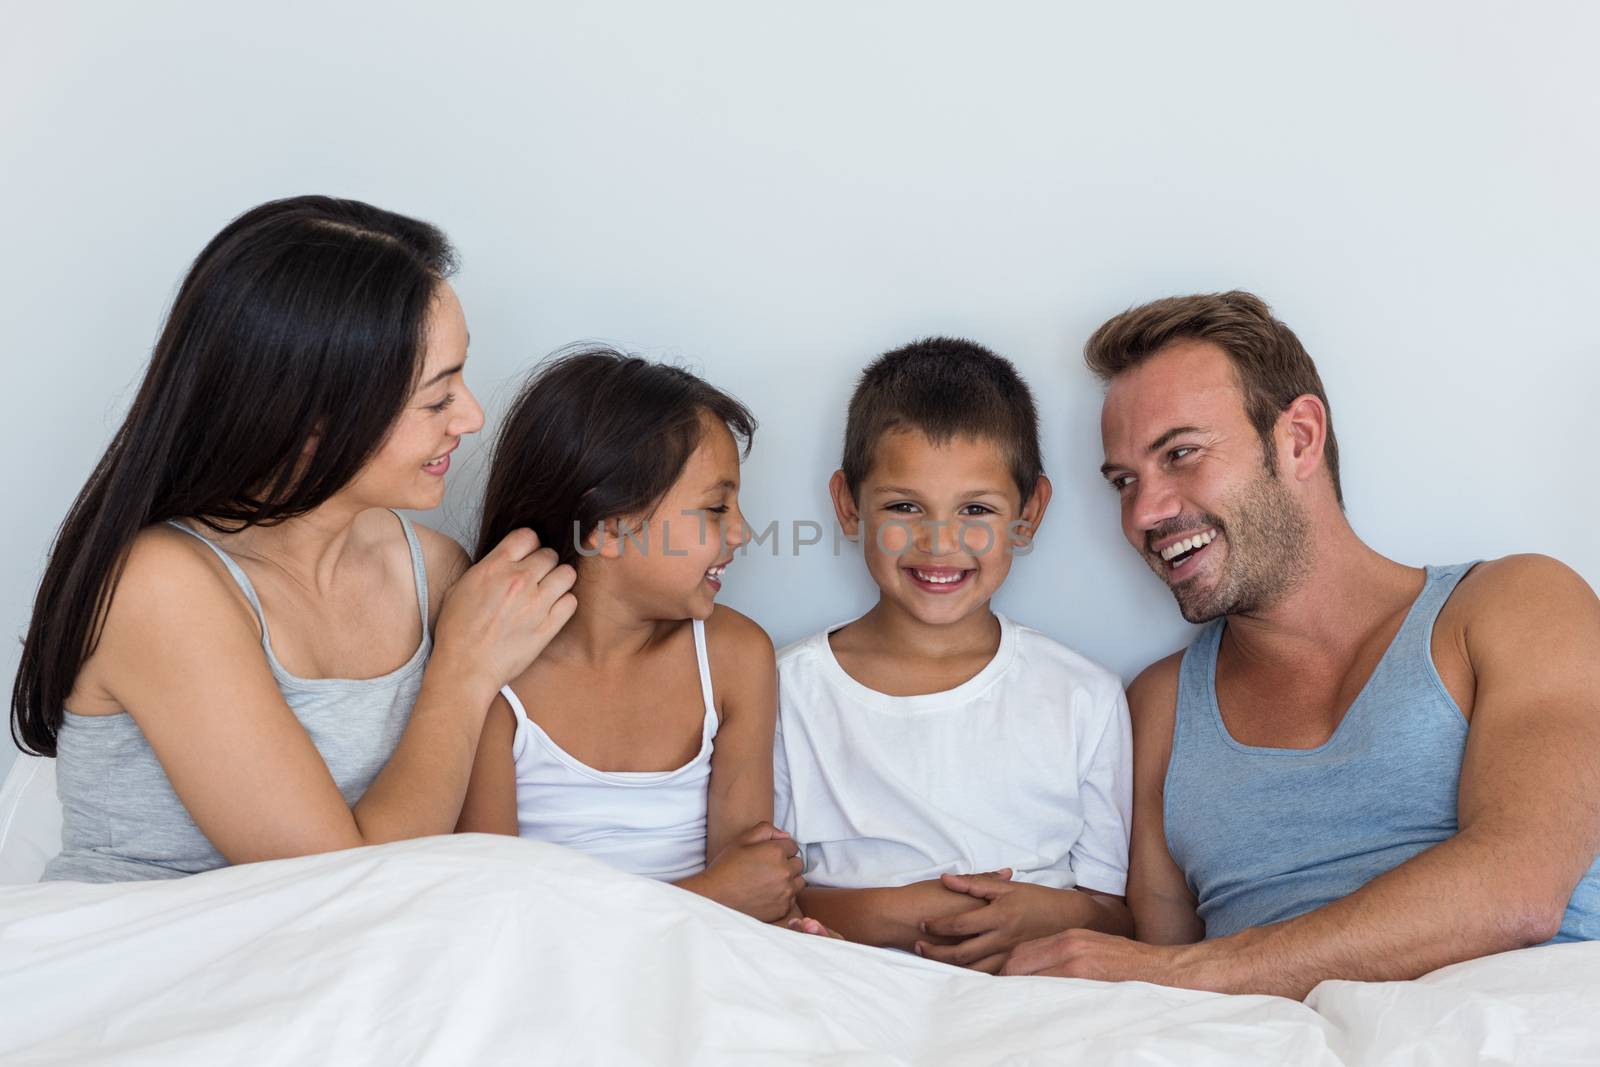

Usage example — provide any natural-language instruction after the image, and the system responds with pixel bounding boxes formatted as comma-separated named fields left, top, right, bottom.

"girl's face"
left=603, top=413, right=750, bottom=621
left=345, top=282, right=485, bottom=511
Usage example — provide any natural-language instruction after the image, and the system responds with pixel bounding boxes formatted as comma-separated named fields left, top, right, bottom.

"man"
left=995, top=291, right=1600, bottom=998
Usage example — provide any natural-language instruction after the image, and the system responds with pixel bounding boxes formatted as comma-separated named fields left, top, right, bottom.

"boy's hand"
left=915, top=871, right=1096, bottom=973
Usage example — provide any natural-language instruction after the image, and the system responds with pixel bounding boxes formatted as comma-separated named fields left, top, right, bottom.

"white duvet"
left=2, top=833, right=1597, bottom=1066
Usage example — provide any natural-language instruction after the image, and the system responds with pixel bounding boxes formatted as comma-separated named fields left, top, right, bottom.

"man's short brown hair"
left=1084, top=290, right=1342, bottom=506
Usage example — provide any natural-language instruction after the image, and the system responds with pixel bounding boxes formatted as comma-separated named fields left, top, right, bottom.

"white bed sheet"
left=3, top=833, right=1598, bottom=1065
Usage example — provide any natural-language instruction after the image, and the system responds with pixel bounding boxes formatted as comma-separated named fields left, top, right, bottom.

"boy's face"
left=829, top=429, right=1050, bottom=628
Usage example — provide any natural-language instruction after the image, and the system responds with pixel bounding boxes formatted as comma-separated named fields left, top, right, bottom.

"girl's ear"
left=581, top=518, right=618, bottom=560
left=583, top=517, right=643, bottom=560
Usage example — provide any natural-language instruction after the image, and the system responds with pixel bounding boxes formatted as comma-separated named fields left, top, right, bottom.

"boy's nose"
left=918, top=517, right=964, bottom=557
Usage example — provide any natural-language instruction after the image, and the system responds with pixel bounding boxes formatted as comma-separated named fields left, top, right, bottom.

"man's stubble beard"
left=1166, top=471, right=1312, bottom=624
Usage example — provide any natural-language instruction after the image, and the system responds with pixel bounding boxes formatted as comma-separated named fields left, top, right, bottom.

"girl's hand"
left=684, top=821, right=804, bottom=922
left=433, top=529, right=577, bottom=696
left=785, top=915, right=845, bottom=939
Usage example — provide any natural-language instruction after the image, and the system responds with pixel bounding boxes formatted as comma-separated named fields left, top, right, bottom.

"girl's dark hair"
left=12, top=195, right=456, bottom=756
left=476, top=347, right=756, bottom=567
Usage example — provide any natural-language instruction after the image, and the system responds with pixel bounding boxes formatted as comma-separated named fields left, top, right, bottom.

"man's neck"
left=1221, top=523, right=1423, bottom=672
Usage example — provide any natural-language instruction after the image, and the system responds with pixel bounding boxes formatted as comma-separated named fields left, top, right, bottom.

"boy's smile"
left=831, top=428, right=1049, bottom=629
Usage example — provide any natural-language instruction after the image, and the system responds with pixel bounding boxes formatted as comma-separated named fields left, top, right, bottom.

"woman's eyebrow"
left=419, top=362, right=464, bottom=389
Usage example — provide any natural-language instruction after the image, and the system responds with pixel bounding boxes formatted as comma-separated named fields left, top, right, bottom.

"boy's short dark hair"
left=841, top=337, right=1043, bottom=503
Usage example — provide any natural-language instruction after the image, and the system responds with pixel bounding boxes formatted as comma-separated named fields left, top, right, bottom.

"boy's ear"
left=1011, top=474, right=1053, bottom=547
left=828, top=470, right=860, bottom=540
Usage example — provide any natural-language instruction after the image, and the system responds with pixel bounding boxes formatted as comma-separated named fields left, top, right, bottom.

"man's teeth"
left=912, top=569, right=966, bottom=584
left=1159, top=529, right=1217, bottom=562
left=706, top=564, right=727, bottom=580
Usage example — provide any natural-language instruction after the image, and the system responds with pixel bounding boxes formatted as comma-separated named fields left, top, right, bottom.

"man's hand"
left=915, top=872, right=1118, bottom=974
left=1002, top=928, right=1214, bottom=988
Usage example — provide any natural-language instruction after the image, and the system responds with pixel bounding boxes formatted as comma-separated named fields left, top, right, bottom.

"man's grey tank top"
left=1165, top=562, right=1600, bottom=943
left=41, top=512, right=430, bottom=883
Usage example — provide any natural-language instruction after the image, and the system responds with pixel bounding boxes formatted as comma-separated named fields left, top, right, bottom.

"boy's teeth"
left=913, top=569, right=965, bottom=584
left=1159, top=529, right=1217, bottom=562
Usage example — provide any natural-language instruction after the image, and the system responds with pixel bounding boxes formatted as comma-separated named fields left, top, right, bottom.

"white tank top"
left=503, top=618, right=720, bottom=882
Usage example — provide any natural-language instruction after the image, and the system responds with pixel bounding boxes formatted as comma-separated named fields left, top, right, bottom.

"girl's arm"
left=454, top=695, right=520, bottom=834
left=673, top=606, right=801, bottom=921
left=91, top=525, right=572, bottom=864
left=798, top=881, right=987, bottom=949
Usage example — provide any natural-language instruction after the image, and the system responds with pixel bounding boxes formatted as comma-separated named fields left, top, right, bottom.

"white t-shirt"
left=774, top=612, right=1132, bottom=895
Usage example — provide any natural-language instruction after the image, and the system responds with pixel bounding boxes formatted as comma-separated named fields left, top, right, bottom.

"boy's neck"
left=844, top=598, right=1001, bottom=661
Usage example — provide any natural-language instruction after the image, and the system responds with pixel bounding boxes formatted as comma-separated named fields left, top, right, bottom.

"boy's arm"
left=454, top=695, right=520, bottom=835
left=798, top=881, right=989, bottom=950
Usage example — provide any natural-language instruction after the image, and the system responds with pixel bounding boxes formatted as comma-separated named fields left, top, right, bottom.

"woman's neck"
left=202, top=495, right=372, bottom=596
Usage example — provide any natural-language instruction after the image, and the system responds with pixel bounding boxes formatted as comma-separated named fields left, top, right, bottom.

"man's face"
left=1098, top=340, right=1310, bottom=623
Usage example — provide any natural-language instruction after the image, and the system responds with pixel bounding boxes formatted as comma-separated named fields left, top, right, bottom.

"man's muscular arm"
left=1007, top=556, right=1600, bottom=998
left=1122, top=653, right=1206, bottom=946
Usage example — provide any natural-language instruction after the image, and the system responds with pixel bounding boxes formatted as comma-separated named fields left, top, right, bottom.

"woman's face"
left=345, top=281, right=485, bottom=511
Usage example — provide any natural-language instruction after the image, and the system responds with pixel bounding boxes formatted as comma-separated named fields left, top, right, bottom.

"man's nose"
left=1130, top=477, right=1182, bottom=540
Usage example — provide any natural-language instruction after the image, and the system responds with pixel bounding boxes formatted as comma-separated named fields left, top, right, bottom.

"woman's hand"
left=432, top=529, right=577, bottom=696
left=681, top=821, right=804, bottom=922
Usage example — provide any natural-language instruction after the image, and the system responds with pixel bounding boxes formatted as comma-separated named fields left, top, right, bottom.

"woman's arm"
left=454, top=696, right=521, bottom=835
left=94, top=525, right=573, bottom=864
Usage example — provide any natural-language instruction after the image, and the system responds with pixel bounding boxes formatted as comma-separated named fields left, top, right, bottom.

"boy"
left=775, top=337, right=1133, bottom=972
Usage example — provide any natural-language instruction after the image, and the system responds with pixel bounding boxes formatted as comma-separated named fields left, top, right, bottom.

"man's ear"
left=828, top=470, right=860, bottom=541
left=1011, top=474, right=1053, bottom=547
left=1280, top=395, right=1329, bottom=486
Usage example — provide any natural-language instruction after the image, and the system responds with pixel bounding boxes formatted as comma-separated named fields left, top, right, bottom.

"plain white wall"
left=3, top=1, right=1597, bottom=778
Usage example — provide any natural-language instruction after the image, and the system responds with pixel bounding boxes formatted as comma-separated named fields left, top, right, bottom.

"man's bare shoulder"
left=1127, top=650, right=1185, bottom=722
left=1448, top=554, right=1599, bottom=630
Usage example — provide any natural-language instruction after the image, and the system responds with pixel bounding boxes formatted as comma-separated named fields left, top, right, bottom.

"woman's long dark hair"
left=12, top=195, right=456, bottom=756
left=476, top=347, right=755, bottom=568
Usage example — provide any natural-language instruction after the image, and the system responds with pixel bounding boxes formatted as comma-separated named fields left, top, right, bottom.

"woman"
left=11, top=195, right=577, bottom=882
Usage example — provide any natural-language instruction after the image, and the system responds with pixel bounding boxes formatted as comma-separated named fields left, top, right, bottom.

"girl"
left=457, top=348, right=807, bottom=925
left=13, top=196, right=576, bottom=882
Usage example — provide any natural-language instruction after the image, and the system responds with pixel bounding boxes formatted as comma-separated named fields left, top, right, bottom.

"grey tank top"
left=41, top=511, right=430, bottom=883
left=1165, top=562, right=1600, bottom=943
